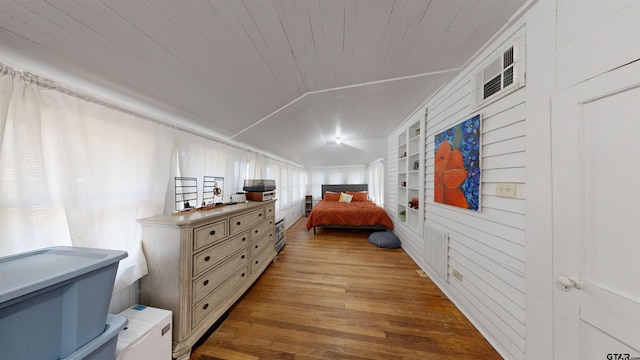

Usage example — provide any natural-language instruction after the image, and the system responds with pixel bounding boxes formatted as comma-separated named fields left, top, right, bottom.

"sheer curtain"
left=306, top=163, right=384, bottom=207
left=0, top=64, right=175, bottom=293
left=307, top=166, right=367, bottom=200
left=245, top=152, right=305, bottom=217
left=175, top=132, right=248, bottom=207
left=368, top=159, right=385, bottom=206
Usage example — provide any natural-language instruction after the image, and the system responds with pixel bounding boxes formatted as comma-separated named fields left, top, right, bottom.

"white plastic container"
left=115, top=305, right=172, bottom=360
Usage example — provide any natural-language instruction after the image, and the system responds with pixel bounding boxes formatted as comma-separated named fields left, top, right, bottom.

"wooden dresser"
left=138, top=200, right=276, bottom=360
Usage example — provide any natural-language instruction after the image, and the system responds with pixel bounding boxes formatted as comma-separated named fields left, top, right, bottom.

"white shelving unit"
left=397, top=131, right=408, bottom=223
left=395, top=115, right=424, bottom=235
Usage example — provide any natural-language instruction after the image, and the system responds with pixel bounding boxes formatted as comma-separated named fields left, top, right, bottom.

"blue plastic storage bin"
left=62, top=314, right=128, bottom=360
left=0, top=246, right=128, bottom=360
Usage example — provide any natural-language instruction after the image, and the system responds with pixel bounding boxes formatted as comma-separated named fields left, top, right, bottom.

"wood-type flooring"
left=190, top=217, right=501, bottom=360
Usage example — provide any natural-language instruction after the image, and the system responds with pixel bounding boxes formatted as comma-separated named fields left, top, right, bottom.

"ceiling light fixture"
left=336, top=136, right=342, bottom=144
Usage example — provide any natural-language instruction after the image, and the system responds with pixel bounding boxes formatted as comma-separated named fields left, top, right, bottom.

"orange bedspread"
left=305, top=200, right=393, bottom=231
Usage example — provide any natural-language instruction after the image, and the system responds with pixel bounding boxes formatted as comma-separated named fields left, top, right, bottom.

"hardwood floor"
left=190, top=217, right=501, bottom=360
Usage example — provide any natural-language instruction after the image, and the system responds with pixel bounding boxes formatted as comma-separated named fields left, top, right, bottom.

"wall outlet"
left=451, top=268, right=463, bottom=282
left=495, top=183, right=517, bottom=198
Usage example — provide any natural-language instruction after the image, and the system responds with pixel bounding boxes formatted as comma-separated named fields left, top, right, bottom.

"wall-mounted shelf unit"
left=395, top=113, right=425, bottom=235
left=397, top=132, right=408, bottom=223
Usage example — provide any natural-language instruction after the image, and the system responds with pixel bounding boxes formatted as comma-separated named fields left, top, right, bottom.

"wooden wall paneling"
left=556, top=1, right=640, bottom=89
left=483, top=120, right=526, bottom=147
left=483, top=151, right=526, bottom=170
left=448, top=244, right=525, bottom=301
left=447, top=260, right=527, bottom=356
left=483, top=136, right=526, bottom=157
left=430, top=202, right=525, bottom=239
left=481, top=194, right=526, bottom=213
left=448, top=283, right=525, bottom=359
left=414, top=23, right=529, bottom=358
left=481, top=167, right=526, bottom=184
left=430, top=213, right=525, bottom=261
left=426, top=84, right=472, bottom=131
left=448, top=255, right=526, bottom=337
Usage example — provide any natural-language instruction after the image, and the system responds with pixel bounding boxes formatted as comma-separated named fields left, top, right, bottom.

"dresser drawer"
left=230, top=207, right=265, bottom=234
left=193, top=220, right=228, bottom=251
left=250, top=246, right=275, bottom=276
left=265, top=203, right=275, bottom=219
left=250, top=230, right=274, bottom=257
left=192, top=266, right=249, bottom=327
left=192, top=247, right=249, bottom=302
left=251, top=217, right=274, bottom=240
left=193, top=232, right=249, bottom=276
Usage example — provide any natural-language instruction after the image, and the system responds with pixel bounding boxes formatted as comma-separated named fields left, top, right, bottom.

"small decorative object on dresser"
left=138, top=200, right=277, bottom=360
left=243, top=179, right=276, bottom=201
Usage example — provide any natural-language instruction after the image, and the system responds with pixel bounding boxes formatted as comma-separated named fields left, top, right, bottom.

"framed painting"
left=434, top=114, right=481, bottom=211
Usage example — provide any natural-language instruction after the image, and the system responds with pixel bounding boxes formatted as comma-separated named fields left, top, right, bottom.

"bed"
left=305, top=184, right=394, bottom=234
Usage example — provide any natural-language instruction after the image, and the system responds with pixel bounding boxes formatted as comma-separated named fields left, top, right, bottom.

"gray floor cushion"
left=368, top=231, right=401, bottom=249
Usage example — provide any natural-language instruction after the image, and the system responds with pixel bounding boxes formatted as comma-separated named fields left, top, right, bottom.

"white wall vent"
left=424, top=224, right=449, bottom=281
left=473, top=37, right=524, bottom=107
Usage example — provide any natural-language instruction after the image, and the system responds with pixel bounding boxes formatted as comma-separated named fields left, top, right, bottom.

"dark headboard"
left=321, top=184, right=368, bottom=199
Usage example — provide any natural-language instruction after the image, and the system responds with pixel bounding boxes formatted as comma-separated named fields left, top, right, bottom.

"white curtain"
left=306, top=163, right=384, bottom=207
left=1, top=62, right=309, bottom=295
left=368, top=159, right=385, bottom=206
left=307, top=166, right=367, bottom=200
left=243, top=152, right=306, bottom=219
left=175, top=132, right=248, bottom=208
left=0, top=64, right=175, bottom=293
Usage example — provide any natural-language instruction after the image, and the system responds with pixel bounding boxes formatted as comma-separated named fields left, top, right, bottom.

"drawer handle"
left=242, top=237, right=247, bottom=241
left=259, top=213, right=262, bottom=217
left=209, top=230, right=216, bottom=235
left=237, top=221, right=241, bottom=226
left=255, top=260, right=259, bottom=264
left=203, top=279, right=209, bottom=286
left=255, top=244, right=259, bottom=249
left=203, top=303, right=209, bottom=310
left=204, top=256, right=211, bottom=262
left=241, top=272, right=245, bottom=277
left=241, top=255, right=245, bottom=259
left=255, top=229, right=259, bottom=234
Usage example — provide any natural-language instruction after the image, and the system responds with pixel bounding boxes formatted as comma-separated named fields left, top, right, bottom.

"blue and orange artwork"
left=434, top=114, right=481, bottom=211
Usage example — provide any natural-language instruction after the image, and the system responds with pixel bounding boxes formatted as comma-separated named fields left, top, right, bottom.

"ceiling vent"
left=473, top=37, right=524, bottom=107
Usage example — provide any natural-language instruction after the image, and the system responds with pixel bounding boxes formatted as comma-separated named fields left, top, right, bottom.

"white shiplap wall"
left=427, top=85, right=527, bottom=359
left=390, top=21, right=530, bottom=359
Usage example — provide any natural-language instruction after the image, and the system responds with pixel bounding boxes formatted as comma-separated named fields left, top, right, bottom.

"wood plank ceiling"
left=0, top=0, right=526, bottom=167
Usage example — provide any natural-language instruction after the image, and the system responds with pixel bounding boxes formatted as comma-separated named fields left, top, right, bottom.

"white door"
left=552, top=61, right=640, bottom=359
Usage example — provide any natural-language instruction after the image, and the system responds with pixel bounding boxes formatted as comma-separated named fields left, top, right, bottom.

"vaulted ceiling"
left=0, top=0, right=526, bottom=167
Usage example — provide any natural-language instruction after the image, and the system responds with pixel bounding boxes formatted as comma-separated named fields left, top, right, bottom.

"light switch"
left=495, top=183, right=517, bottom=198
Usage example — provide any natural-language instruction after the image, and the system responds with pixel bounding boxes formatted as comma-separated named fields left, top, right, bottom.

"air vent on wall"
left=503, top=46, right=514, bottom=87
left=473, top=38, right=523, bottom=107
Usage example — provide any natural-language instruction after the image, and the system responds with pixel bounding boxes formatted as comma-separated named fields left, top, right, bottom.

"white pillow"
left=338, top=192, right=353, bottom=203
